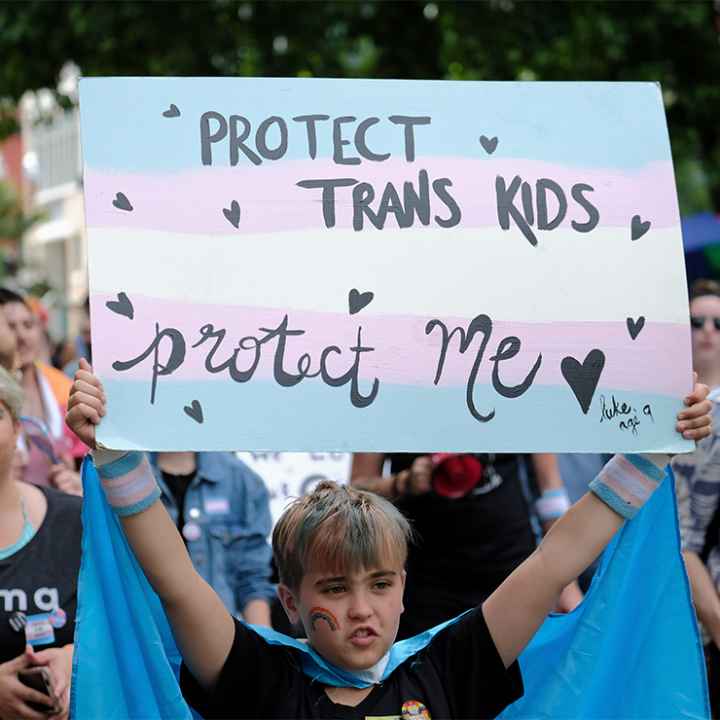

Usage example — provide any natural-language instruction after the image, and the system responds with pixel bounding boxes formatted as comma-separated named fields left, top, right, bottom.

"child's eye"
left=325, top=585, right=345, bottom=595
left=373, top=581, right=392, bottom=591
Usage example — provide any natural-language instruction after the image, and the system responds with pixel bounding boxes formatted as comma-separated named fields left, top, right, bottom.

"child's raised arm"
left=482, top=380, right=713, bottom=669
left=66, top=359, right=235, bottom=691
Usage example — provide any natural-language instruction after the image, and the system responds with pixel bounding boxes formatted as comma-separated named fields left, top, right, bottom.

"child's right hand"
left=65, top=358, right=106, bottom=450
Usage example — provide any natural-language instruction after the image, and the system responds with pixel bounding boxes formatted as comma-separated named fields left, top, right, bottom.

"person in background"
left=672, top=279, right=720, bottom=718
left=23, top=298, right=51, bottom=368
left=0, top=289, right=84, bottom=494
left=0, top=313, right=16, bottom=374
left=62, top=297, right=91, bottom=379
left=150, top=451, right=275, bottom=626
left=0, top=367, right=81, bottom=720
left=351, top=452, right=582, bottom=639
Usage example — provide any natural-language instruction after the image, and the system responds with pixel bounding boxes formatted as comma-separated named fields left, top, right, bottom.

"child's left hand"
left=677, top=374, right=713, bottom=441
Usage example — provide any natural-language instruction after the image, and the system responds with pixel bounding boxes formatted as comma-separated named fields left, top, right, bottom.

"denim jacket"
left=149, top=452, right=275, bottom=618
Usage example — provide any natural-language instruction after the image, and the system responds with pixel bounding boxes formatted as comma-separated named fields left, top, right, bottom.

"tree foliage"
left=0, top=181, right=43, bottom=242
left=1, top=0, right=718, bottom=212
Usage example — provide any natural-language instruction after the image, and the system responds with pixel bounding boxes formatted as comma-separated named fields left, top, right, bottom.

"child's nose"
left=347, top=592, right=373, bottom=619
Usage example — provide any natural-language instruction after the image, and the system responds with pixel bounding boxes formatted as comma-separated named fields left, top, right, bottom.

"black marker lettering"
left=230, top=115, right=262, bottom=166
left=113, top=323, right=186, bottom=404
left=292, top=114, right=330, bottom=159
left=352, top=182, right=381, bottom=231
left=333, top=116, right=360, bottom=165
left=571, top=183, right=600, bottom=232
left=388, top=115, right=431, bottom=162
left=496, top=175, right=538, bottom=246
left=426, top=314, right=495, bottom=422
left=200, top=111, right=228, bottom=166
left=296, top=178, right=357, bottom=227
left=355, top=118, right=390, bottom=162
left=432, top=178, right=462, bottom=228
left=403, top=170, right=431, bottom=226
left=256, top=116, right=288, bottom=161
left=489, top=336, right=542, bottom=398
left=536, top=178, right=567, bottom=231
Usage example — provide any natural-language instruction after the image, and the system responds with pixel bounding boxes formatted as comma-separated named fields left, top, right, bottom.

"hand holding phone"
left=17, top=667, right=61, bottom=715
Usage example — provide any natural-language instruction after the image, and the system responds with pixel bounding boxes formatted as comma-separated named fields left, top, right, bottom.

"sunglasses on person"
left=690, top=316, right=720, bottom=331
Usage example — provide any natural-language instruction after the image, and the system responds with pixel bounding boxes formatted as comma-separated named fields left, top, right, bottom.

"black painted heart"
left=348, top=288, right=374, bottom=315
left=162, top=104, right=180, bottom=118
left=626, top=316, right=645, bottom=340
left=223, top=200, right=241, bottom=228
left=631, top=215, right=651, bottom=241
left=112, top=192, right=133, bottom=212
left=105, top=292, right=134, bottom=320
left=479, top=135, right=499, bottom=155
left=560, top=349, right=606, bottom=415
left=184, top=400, right=204, bottom=424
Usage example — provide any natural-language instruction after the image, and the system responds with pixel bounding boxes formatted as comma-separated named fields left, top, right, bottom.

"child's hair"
left=690, top=278, right=720, bottom=301
left=272, top=480, right=413, bottom=591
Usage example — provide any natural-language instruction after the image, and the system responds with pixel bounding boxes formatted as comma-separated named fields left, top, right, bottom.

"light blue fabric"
left=72, top=458, right=708, bottom=718
left=500, top=465, right=709, bottom=719
left=71, top=459, right=194, bottom=720
left=248, top=611, right=469, bottom=689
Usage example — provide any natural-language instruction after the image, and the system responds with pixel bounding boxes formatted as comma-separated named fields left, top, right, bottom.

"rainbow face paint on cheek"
left=309, top=606, right=339, bottom=632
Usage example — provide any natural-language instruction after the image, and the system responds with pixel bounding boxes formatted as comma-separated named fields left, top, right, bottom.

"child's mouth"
left=349, top=627, right=377, bottom=647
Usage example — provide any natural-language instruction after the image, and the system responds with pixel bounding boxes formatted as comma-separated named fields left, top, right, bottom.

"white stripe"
left=88, top=226, right=687, bottom=322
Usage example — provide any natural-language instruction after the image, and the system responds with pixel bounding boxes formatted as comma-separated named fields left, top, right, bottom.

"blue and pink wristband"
left=93, top=450, right=161, bottom=517
left=589, top=453, right=667, bottom=520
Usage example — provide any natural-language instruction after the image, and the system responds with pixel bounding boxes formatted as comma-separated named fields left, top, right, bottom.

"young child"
left=66, top=359, right=712, bottom=719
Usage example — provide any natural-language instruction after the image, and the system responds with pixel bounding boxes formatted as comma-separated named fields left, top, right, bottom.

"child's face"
left=279, top=561, right=406, bottom=672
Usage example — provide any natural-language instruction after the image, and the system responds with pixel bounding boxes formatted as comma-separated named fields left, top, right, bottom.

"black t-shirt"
left=180, top=605, right=523, bottom=719
left=161, top=469, right=195, bottom=528
left=390, top=454, right=536, bottom=638
left=0, top=487, right=82, bottom=663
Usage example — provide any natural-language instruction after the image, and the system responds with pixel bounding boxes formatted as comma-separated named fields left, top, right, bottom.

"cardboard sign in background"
left=236, top=452, right=351, bottom=529
left=80, top=78, right=691, bottom=452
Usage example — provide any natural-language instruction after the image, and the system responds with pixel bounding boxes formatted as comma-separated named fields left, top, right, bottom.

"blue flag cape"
left=71, top=460, right=709, bottom=719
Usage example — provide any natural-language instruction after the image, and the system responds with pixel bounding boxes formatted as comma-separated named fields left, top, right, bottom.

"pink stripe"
left=91, top=293, right=690, bottom=397
left=102, top=461, right=157, bottom=504
left=84, top=159, right=679, bottom=235
left=608, top=456, right=658, bottom=494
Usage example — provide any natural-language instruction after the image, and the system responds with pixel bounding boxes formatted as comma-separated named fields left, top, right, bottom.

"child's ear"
left=277, top=583, right=301, bottom=625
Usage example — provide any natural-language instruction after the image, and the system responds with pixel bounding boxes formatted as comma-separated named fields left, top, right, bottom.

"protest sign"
left=235, top=452, right=351, bottom=528
left=79, top=78, right=691, bottom=452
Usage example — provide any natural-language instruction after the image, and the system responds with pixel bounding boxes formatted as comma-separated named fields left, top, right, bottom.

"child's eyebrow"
left=313, top=570, right=397, bottom=587
left=369, top=570, right=397, bottom=578
left=314, top=576, right=346, bottom=587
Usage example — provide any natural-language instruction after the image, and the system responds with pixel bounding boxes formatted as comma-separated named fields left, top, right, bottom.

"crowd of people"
left=0, top=281, right=717, bottom=719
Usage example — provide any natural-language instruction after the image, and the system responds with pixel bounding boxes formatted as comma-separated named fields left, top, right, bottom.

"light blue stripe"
left=623, top=453, right=666, bottom=483
left=589, top=480, right=637, bottom=520
left=541, top=489, right=567, bottom=499
left=97, top=450, right=144, bottom=479
left=80, top=78, right=671, bottom=172
left=114, top=487, right=162, bottom=517
left=95, top=378, right=693, bottom=454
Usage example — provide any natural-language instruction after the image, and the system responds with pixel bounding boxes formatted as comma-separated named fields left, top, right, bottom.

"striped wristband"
left=589, top=453, right=666, bottom=520
left=95, top=451, right=161, bottom=517
left=535, top=488, right=571, bottom=523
